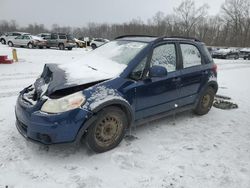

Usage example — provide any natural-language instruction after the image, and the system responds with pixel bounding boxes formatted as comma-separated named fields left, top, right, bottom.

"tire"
left=91, top=43, right=97, bottom=49
left=86, top=106, right=128, bottom=153
left=46, top=46, right=50, bottom=49
left=234, top=54, right=239, bottom=59
left=1, top=39, right=6, bottom=44
left=58, top=43, right=64, bottom=50
left=67, top=47, right=72, bottom=50
left=28, top=43, right=33, bottom=49
left=8, top=41, right=13, bottom=47
left=39, top=46, right=44, bottom=49
left=194, top=87, right=216, bottom=115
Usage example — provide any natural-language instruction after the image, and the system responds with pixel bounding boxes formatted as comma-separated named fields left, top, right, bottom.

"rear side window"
left=181, top=44, right=202, bottom=68
left=151, top=44, right=176, bottom=72
left=59, top=35, right=66, bottom=39
left=13, top=33, right=21, bottom=36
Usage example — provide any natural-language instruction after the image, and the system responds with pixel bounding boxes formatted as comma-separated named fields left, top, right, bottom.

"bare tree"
left=174, top=0, right=209, bottom=36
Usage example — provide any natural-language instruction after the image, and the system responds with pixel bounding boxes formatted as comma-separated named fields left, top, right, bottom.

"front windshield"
left=59, top=40, right=148, bottom=83
left=90, top=40, right=147, bottom=65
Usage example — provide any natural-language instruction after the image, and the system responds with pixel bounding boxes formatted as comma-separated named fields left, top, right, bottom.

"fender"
left=194, top=80, right=218, bottom=108
left=74, top=98, right=134, bottom=144
left=91, top=98, right=134, bottom=125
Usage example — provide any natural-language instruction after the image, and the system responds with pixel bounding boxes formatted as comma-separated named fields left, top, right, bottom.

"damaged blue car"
left=15, top=35, right=218, bottom=153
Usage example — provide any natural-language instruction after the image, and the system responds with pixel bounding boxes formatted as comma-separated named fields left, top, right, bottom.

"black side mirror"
left=149, top=65, right=168, bottom=77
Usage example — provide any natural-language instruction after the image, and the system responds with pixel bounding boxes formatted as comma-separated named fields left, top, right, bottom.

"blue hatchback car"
left=15, top=35, right=218, bottom=152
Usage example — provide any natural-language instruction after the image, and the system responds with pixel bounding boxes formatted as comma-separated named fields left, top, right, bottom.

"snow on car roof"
left=31, top=36, right=44, bottom=40
left=240, top=48, right=250, bottom=52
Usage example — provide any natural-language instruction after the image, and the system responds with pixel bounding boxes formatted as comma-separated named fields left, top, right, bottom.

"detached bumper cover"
left=15, top=94, right=93, bottom=144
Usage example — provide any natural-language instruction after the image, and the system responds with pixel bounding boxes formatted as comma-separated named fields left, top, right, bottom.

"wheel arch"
left=74, top=99, right=134, bottom=144
left=91, top=99, right=134, bottom=127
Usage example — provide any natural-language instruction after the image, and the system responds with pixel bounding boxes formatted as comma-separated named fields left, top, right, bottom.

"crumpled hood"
left=36, top=51, right=126, bottom=96
left=37, top=63, right=112, bottom=96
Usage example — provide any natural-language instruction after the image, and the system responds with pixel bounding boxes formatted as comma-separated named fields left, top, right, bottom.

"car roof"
left=115, top=35, right=202, bottom=44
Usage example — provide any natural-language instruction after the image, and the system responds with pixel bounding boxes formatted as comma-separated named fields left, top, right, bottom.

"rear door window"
left=180, top=44, right=202, bottom=68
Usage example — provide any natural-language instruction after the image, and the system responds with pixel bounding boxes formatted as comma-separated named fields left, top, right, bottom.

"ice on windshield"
left=59, top=41, right=147, bottom=83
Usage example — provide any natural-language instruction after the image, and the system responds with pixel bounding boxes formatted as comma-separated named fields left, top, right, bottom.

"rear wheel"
left=91, top=43, right=97, bottom=49
left=194, top=87, right=215, bottom=115
left=86, top=106, right=128, bottom=153
left=58, top=43, right=65, bottom=50
left=28, top=43, right=33, bottom=49
left=8, top=41, right=13, bottom=47
left=67, top=47, right=72, bottom=50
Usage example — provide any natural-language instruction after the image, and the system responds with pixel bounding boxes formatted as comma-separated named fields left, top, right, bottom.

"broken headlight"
left=41, top=91, right=86, bottom=113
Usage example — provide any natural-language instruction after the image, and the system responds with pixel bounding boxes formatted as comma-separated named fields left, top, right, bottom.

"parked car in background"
left=90, top=38, right=109, bottom=49
left=37, top=33, right=51, bottom=40
left=239, top=48, right=250, bottom=60
left=0, top=32, right=30, bottom=45
left=8, top=35, right=47, bottom=49
left=44, top=33, right=76, bottom=50
left=74, top=38, right=86, bottom=48
left=15, top=35, right=218, bottom=153
left=212, top=48, right=239, bottom=59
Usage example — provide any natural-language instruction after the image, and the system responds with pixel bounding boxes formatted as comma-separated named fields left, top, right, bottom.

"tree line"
left=0, top=0, right=250, bottom=47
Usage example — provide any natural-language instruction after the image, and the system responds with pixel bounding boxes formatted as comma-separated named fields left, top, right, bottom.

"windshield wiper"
left=87, top=65, right=97, bottom=71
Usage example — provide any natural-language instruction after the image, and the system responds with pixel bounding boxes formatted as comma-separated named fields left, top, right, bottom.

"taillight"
left=212, top=63, right=217, bottom=73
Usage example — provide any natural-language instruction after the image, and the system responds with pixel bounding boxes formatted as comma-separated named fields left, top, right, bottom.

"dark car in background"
left=15, top=35, right=218, bottom=153
left=44, top=33, right=76, bottom=50
left=239, top=48, right=250, bottom=60
left=212, top=48, right=239, bottom=59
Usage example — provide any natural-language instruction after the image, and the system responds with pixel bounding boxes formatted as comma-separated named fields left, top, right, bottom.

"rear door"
left=134, top=43, right=181, bottom=120
left=21, top=35, right=31, bottom=46
left=178, top=43, right=207, bottom=107
left=49, top=34, right=58, bottom=47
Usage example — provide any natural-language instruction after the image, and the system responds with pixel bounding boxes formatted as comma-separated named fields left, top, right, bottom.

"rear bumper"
left=15, top=94, right=93, bottom=145
left=65, top=43, right=76, bottom=48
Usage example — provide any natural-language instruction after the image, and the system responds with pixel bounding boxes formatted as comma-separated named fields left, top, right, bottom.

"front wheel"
left=58, top=43, right=65, bottom=50
left=67, top=47, right=72, bottom=50
left=194, top=87, right=216, bottom=115
left=91, top=43, right=97, bottom=49
left=234, top=54, right=239, bottom=59
left=86, top=106, right=128, bottom=153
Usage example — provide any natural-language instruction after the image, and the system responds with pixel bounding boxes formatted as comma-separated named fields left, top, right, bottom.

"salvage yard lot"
left=0, top=45, right=250, bottom=188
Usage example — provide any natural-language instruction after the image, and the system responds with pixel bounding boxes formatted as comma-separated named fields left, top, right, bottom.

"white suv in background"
left=90, top=38, right=109, bottom=49
left=0, top=32, right=30, bottom=45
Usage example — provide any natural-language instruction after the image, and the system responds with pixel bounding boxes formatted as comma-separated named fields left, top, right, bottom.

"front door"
left=134, top=43, right=181, bottom=120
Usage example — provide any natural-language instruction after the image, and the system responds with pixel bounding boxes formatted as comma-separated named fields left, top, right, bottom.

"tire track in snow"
left=0, top=91, right=19, bottom=98
left=0, top=75, right=37, bottom=82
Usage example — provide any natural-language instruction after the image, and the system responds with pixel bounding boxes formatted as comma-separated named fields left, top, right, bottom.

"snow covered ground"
left=0, top=45, right=250, bottom=188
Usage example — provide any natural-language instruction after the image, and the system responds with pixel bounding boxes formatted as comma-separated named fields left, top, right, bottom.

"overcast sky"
left=0, top=0, right=225, bottom=28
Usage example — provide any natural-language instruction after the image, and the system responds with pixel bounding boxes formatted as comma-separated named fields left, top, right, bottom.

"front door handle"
left=202, top=70, right=208, bottom=75
left=172, top=77, right=181, bottom=82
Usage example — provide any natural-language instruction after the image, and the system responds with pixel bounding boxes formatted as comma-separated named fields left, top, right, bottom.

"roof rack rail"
left=115, top=35, right=157, bottom=39
left=166, top=36, right=201, bottom=42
